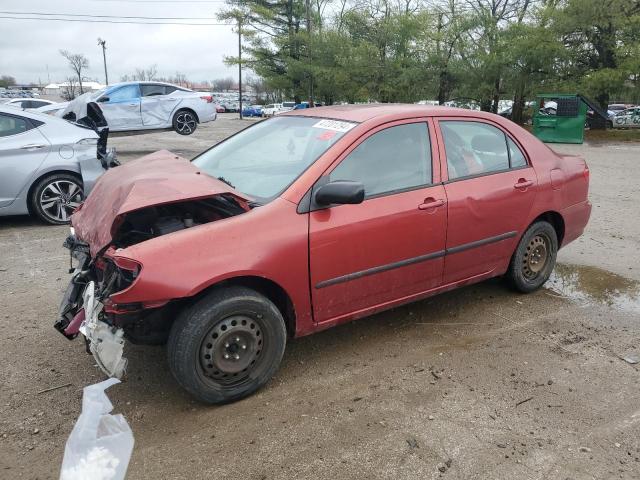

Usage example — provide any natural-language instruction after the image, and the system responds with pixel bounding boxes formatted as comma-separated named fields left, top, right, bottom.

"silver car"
left=0, top=106, right=106, bottom=224
left=62, top=81, right=217, bottom=136
left=611, top=107, right=640, bottom=129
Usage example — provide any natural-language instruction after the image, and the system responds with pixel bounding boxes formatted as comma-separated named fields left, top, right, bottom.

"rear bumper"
left=560, top=200, right=592, bottom=247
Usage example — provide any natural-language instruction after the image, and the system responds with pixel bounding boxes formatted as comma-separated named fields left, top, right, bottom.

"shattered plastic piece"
left=623, top=354, right=639, bottom=365
left=80, top=282, right=127, bottom=378
left=60, top=379, right=133, bottom=480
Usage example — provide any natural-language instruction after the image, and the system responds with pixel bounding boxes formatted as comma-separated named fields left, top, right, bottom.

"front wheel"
left=30, top=172, right=83, bottom=225
left=172, top=109, right=197, bottom=135
left=167, top=286, right=287, bottom=404
left=506, top=221, right=558, bottom=293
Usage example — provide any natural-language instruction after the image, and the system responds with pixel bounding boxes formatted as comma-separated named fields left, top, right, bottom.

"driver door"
left=309, top=120, right=447, bottom=325
left=98, top=84, right=142, bottom=130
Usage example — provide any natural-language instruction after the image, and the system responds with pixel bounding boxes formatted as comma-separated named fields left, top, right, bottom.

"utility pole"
left=237, top=17, right=243, bottom=119
left=97, top=38, right=109, bottom=85
left=305, top=0, right=314, bottom=107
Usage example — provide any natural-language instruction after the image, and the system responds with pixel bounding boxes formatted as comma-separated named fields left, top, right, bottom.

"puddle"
left=546, top=263, right=640, bottom=314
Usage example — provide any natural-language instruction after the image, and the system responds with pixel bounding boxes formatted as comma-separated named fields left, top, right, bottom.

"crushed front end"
left=55, top=233, right=142, bottom=379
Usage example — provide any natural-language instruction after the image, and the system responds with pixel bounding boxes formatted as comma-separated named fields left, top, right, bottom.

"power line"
left=0, top=11, right=219, bottom=20
left=0, top=16, right=228, bottom=25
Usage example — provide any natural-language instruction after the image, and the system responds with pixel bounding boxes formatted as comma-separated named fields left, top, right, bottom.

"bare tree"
left=60, top=50, right=89, bottom=94
left=133, top=64, right=158, bottom=81
left=212, top=77, right=236, bottom=91
left=60, top=77, right=78, bottom=101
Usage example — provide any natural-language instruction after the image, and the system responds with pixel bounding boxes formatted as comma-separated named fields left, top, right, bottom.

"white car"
left=275, top=101, right=296, bottom=115
left=2, top=98, right=56, bottom=110
left=62, top=81, right=217, bottom=135
left=261, top=103, right=282, bottom=117
left=611, top=107, right=640, bottom=129
left=32, top=101, right=69, bottom=117
left=0, top=105, right=109, bottom=224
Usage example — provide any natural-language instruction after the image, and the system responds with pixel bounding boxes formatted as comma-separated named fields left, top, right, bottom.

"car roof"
left=110, top=81, right=189, bottom=89
left=282, top=103, right=497, bottom=123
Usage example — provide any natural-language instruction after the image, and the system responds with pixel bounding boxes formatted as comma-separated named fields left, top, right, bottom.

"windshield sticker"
left=316, top=130, right=338, bottom=141
left=312, top=119, right=356, bottom=133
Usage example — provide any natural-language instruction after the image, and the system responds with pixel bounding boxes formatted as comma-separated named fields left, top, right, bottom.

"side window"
left=165, top=86, right=178, bottom=94
left=0, top=114, right=33, bottom=137
left=507, top=137, right=527, bottom=168
left=106, top=84, right=141, bottom=103
left=329, top=123, right=432, bottom=197
left=441, top=121, right=510, bottom=180
left=141, top=84, right=166, bottom=97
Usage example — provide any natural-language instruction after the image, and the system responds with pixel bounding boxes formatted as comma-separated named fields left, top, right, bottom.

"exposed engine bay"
left=112, top=195, right=246, bottom=249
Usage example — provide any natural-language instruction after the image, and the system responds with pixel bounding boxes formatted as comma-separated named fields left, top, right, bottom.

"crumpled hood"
left=72, top=150, right=249, bottom=256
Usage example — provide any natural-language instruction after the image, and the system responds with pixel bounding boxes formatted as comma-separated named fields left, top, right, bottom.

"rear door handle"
left=514, top=179, right=533, bottom=189
left=20, top=144, right=46, bottom=150
left=418, top=198, right=446, bottom=210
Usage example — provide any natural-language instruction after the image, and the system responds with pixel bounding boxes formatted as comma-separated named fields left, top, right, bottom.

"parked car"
left=57, top=105, right=591, bottom=404
left=215, top=105, right=226, bottom=113
left=261, top=103, right=282, bottom=117
left=2, top=98, right=56, bottom=110
left=241, top=105, right=263, bottom=117
left=610, top=107, right=640, bottom=129
left=0, top=105, right=108, bottom=224
left=32, top=101, right=69, bottom=117
left=61, top=81, right=217, bottom=136
left=221, top=102, right=239, bottom=113
left=275, top=101, right=296, bottom=114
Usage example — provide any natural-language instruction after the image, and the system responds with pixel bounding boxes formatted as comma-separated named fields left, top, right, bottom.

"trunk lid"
left=72, top=150, right=250, bottom=256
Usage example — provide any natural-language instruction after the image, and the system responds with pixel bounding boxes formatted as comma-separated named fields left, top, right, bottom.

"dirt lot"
left=1, top=114, right=639, bottom=479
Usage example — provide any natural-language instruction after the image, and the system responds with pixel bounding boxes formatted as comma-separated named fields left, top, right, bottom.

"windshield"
left=193, top=116, right=356, bottom=202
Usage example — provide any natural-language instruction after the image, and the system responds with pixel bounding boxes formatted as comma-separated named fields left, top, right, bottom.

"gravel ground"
left=0, top=114, right=639, bottom=479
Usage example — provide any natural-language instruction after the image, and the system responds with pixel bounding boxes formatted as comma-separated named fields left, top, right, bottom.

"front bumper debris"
left=80, top=281, right=128, bottom=379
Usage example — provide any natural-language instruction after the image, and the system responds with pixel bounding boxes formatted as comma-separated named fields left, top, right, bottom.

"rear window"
left=141, top=84, right=166, bottom=96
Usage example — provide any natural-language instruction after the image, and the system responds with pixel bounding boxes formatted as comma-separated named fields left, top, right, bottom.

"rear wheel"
left=30, top=172, right=83, bottom=225
left=167, top=286, right=287, bottom=404
left=506, top=221, right=558, bottom=293
left=172, top=109, right=197, bottom=135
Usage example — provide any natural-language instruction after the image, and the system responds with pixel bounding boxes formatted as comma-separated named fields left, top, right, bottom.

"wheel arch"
left=530, top=210, right=565, bottom=246
left=190, top=275, right=296, bottom=337
left=25, top=169, right=83, bottom=214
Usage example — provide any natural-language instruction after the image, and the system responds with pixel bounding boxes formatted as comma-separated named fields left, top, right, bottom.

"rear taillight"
left=200, top=95, right=213, bottom=103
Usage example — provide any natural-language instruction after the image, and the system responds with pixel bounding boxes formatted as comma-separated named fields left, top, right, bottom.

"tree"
left=60, top=77, right=78, bottom=101
left=212, top=77, right=236, bottom=91
left=60, top=50, right=89, bottom=94
left=0, top=75, right=16, bottom=88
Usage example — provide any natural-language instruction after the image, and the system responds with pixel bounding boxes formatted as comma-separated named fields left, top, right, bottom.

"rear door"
left=309, top=120, right=447, bottom=324
left=99, top=84, right=142, bottom=130
left=436, top=118, right=537, bottom=284
left=0, top=112, right=50, bottom=207
left=140, top=84, right=179, bottom=127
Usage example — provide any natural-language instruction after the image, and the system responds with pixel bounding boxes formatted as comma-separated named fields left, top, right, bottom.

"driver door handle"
left=20, top=144, right=46, bottom=150
left=514, top=179, right=533, bottom=189
left=418, top=198, right=446, bottom=210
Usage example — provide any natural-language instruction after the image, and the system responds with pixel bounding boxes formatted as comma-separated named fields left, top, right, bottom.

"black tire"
left=29, top=172, right=83, bottom=225
left=506, top=221, right=558, bottom=293
left=167, top=286, right=287, bottom=404
left=172, top=109, right=198, bottom=135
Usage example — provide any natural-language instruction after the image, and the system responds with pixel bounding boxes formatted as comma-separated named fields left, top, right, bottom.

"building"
left=43, top=81, right=105, bottom=96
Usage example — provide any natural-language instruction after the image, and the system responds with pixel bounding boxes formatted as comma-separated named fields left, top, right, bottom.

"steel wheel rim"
left=522, top=234, right=550, bottom=279
left=39, top=180, right=83, bottom=222
left=176, top=112, right=196, bottom=134
left=199, top=315, right=264, bottom=386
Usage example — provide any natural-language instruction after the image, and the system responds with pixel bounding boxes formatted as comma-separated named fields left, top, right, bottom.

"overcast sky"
left=0, top=0, right=238, bottom=85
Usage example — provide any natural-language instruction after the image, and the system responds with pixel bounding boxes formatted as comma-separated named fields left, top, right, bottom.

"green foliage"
left=221, top=0, right=639, bottom=113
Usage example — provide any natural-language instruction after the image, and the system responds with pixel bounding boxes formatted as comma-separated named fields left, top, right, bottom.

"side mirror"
left=314, top=180, right=365, bottom=206
left=97, top=96, right=109, bottom=103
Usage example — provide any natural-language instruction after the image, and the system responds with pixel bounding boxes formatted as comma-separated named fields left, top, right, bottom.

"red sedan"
left=57, top=105, right=591, bottom=404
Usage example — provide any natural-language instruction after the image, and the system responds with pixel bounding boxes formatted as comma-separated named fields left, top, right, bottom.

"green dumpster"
left=532, top=94, right=587, bottom=144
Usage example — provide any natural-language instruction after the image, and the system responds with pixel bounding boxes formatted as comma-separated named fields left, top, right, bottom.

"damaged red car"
left=56, top=105, right=591, bottom=404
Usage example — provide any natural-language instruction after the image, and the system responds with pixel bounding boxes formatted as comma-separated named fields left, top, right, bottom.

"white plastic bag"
left=60, top=378, right=134, bottom=480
